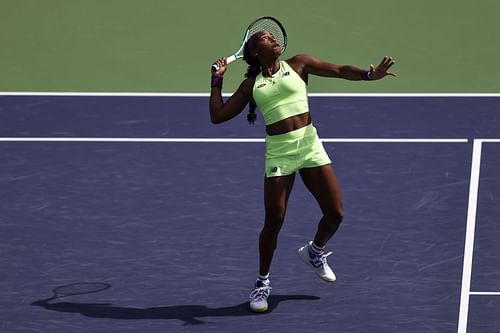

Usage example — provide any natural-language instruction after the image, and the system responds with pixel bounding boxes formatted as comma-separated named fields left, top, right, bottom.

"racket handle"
left=211, top=55, right=237, bottom=72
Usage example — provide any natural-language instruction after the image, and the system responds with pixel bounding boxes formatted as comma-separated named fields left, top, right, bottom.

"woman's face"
left=249, top=31, right=282, bottom=58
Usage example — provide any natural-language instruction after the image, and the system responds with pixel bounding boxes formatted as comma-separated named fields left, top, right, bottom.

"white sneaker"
left=298, top=242, right=336, bottom=282
left=249, top=279, right=271, bottom=313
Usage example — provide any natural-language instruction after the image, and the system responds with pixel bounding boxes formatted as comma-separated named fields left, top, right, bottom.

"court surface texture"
left=1, top=94, right=499, bottom=332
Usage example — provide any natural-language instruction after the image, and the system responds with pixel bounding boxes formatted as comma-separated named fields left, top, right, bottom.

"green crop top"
left=252, top=61, right=309, bottom=125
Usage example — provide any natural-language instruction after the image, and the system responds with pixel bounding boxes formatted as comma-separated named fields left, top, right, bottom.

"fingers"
left=373, top=56, right=396, bottom=79
left=380, top=56, right=395, bottom=70
left=377, top=57, right=386, bottom=67
left=214, top=57, right=227, bottom=68
left=384, top=56, right=396, bottom=76
left=211, top=57, right=228, bottom=75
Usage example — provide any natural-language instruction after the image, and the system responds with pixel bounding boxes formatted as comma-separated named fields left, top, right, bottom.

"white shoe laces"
left=249, top=286, right=272, bottom=301
left=312, top=251, right=332, bottom=268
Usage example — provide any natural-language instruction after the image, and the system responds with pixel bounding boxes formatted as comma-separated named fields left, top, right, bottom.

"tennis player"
left=209, top=31, right=395, bottom=313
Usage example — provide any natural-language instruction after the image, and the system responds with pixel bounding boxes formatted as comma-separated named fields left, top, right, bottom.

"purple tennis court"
left=0, top=94, right=499, bottom=332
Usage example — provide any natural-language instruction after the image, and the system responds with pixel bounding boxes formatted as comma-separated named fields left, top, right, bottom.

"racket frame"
left=211, top=16, right=286, bottom=72
left=48, top=282, right=111, bottom=301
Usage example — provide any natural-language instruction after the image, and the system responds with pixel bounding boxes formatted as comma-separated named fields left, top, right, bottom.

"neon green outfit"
left=252, top=61, right=331, bottom=178
left=253, top=61, right=309, bottom=125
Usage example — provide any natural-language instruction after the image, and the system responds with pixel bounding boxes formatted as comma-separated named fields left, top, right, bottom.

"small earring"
left=254, top=53, right=258, bottom=57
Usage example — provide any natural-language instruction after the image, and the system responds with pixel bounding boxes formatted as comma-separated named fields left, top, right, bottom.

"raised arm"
left=209, top=58, right=254, bottom=124
left=287, top=54, right=396, bottom=82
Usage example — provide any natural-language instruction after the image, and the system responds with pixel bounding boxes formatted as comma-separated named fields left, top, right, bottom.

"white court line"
left=1, top=92, right=500, bottom=97
left=477, top=139, right=500, bottom=143
left=0, top=137, right=468, bottom=143
left=458, top=139, right=483, bottom=333
left=0, top=137, right=264, bottom=143
left=470, top=292, right=500, bottom=296
left=320, top=138, right=468, bottom=143
left=458, top=139, right=500, bottom=332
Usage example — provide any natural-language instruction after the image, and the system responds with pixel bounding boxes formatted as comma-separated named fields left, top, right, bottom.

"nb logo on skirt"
left=268, top=166, right=279, bottom=175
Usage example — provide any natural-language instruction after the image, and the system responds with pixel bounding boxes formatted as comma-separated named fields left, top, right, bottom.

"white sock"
left=258, top=273, right=270, bottom=282
left=309, top=241, right=325, bottom=256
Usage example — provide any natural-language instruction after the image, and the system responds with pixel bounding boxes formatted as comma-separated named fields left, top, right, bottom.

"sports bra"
left=252, top=61, right=309, bottom=125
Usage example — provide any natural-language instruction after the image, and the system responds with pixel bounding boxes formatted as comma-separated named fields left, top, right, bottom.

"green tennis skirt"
left=265, top=124, right=331, bottom=178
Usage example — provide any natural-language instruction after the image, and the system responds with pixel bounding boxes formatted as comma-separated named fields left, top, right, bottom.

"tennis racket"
left=211, top=16, right=287, bottom=72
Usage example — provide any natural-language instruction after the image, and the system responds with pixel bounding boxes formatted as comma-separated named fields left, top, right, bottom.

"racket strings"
left=248, top=19, right=287, bottom=50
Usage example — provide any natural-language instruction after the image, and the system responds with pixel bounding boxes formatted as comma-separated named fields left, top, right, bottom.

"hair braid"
left=243, top=43, right=261, bottom=124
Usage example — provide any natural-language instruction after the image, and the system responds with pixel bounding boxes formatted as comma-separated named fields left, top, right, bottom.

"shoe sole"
left=250, top=304, right=268, bottom=313
left=298, top=247, right=336, bottom=283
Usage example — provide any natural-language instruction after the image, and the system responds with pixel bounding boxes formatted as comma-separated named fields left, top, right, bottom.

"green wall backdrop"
left=1, top=0, right=499, bottom=92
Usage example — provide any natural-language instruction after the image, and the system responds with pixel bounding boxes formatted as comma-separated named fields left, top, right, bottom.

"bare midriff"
left=266, top=112, right=311, bottom=136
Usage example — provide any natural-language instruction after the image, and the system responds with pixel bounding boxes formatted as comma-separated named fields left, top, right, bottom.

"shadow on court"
left=32, top=288, right=320, bottom=326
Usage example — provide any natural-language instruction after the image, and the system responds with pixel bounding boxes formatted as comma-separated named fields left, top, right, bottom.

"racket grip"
left=211, top=55, right=237, bottom=72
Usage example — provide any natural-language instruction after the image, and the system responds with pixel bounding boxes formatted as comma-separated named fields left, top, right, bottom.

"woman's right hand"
left=212, top=57, right=228, bottom=76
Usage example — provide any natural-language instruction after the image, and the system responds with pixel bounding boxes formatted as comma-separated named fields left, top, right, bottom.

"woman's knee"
left=263, top=208, right=286, bottom=234
left=264, top=215, right=285, bottom=232
left=325, top=204, right=344, bottom=224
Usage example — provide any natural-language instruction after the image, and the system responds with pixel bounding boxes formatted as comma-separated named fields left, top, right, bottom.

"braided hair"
left=243, top=42, right=261, bottom=124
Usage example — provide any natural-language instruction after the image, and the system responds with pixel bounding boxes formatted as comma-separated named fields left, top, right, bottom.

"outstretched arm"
left=288, top=54, right=396, bottom=81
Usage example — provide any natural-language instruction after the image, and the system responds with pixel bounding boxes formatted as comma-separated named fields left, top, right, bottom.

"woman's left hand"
left=369, top=56, right=396, bottom=80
